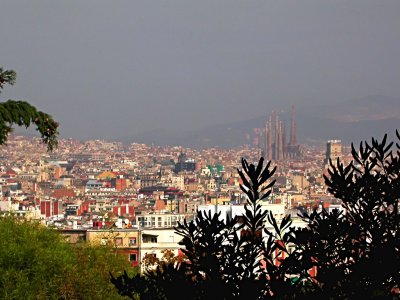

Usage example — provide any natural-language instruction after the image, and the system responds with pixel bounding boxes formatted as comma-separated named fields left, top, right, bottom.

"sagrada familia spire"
left=263, top=105, right=301, bottom=161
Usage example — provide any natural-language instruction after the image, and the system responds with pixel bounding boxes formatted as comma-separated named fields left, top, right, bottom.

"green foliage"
left=0, top=67, right=16, bottom=88
left=0, top=67, right=58, bottom=151
left=141, top=249, right=186, bottom=273
left=0, top=216, right=133, bottom=299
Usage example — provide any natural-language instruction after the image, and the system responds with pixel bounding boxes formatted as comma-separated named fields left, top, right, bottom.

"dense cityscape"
left=0, top=107, right=349, bottom=273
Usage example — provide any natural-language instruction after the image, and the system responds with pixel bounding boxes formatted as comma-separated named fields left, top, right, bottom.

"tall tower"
left=257, top=128, right=262, bottom=157
left=277, top=121, right=284, bottom=160
left=282, top=120, right=287, bottom=158
left=264, top=116, right=269, bottom=160
left=268, top=116, right=272, bottom=160
left=286, top=104, right=301, bottom=158
left=289, top=104, right=297, bottom=146
left=266, top=116, right=273, bottom=160
left=263, top=106, right=301, bottom=160
left=274, top=111, right=279, bottom=160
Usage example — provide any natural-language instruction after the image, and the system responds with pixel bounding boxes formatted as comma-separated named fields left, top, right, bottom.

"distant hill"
left=126, top=95, right=400, bottom=148
left=299, top=95, right=400, bottom=122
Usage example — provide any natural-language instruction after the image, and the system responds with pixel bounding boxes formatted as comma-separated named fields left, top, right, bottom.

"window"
left=129, top=237, right=137, bottom=246
left=115, top=237, right=123, bottom=246
left=100, top=238, right=108, bottom=245
left=129, top=253, right=137, bottom=261
left=143, top=235, right=158, bottom=243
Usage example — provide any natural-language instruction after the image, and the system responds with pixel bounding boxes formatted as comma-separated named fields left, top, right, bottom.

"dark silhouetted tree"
left=112, top=131, right=400, bottom=299
left=285, top=131, right=400, bottom=299
left=111, top=157, right=296, bottom=299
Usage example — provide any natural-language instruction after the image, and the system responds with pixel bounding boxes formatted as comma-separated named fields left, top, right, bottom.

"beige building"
left=292, top=175, right=309, bottom=191
left=139, top=228, right=183, bottom=272
left=325, top=140, right=342, bottom=167
left=135, top=212, right=189, bottom=229
left=86, top=228, right=141, bottom=268
left=85, top=227, right=182, bottom=272
left=86, top=228, right=140, bottom=248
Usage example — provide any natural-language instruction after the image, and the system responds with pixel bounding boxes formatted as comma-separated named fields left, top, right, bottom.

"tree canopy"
left=0, top=67, right=58, bottom=151
left=111, top=131, right=400, bottom=299
left=0, top=216, right=134, bottom=299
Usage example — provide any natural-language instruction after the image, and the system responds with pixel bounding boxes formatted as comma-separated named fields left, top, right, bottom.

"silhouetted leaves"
left=111, top=131, right=400, bottom=299
left=112, top=157, right=286, bottom=299
left=289, top=131, right=400, bottom=299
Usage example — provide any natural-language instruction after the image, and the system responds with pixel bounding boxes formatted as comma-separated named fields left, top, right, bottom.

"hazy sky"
left=1, top=1, right=400, bottom=140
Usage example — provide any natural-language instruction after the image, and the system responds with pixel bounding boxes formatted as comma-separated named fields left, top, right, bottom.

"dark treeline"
left=112, top=131, right=400, bottom=300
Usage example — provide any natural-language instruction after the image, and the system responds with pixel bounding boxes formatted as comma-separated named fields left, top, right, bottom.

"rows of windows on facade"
left=174, top=152, right=196, bottom=173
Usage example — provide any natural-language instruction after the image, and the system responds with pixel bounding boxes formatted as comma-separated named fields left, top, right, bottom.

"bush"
left=111, top=131, right=400, bottom=299
left=0, top=217, right=133, bottom=299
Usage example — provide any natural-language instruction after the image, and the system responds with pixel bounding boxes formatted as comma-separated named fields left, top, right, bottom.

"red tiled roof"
left=52, top=188, right=76, bottom=199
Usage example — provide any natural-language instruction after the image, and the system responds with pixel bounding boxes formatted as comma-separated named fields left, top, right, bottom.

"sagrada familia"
left=255, top=105, right=301, bottom=160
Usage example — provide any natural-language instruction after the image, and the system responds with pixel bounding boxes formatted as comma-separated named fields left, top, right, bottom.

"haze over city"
left=3, top=2, right=400, bottom=298
left=1, top=1, right=400, bottom=146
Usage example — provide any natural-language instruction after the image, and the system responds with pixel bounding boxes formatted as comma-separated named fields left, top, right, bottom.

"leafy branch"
left=0, top=67, right=58, bottom=151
